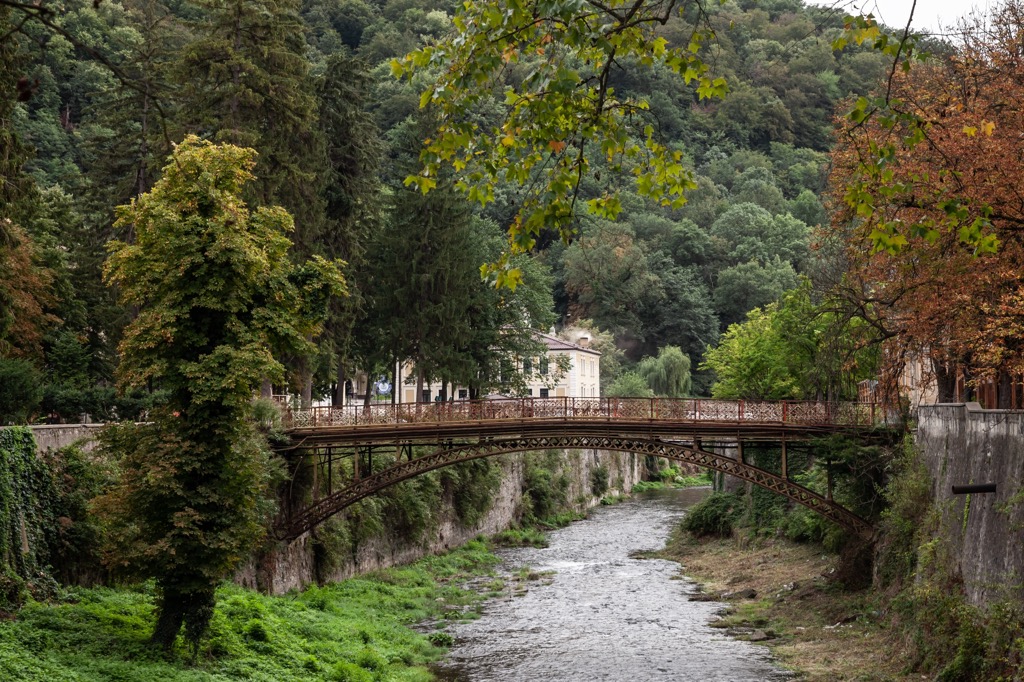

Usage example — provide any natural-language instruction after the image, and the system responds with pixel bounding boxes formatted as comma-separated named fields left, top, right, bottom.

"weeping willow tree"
left=637, top=346, right=692, bottom=398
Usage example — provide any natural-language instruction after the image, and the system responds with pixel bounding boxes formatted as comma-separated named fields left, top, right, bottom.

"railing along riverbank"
left=283, top=397, right=882, bottom=429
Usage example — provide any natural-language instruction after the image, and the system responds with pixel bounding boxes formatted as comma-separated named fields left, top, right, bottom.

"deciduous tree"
left=829, top=2, right=1024, bottom=397
left=97, top=136, right=344, bottom=651
left=393, top=0, right=729, bottom=285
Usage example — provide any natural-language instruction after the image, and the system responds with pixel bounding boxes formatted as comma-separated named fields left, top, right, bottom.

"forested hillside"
left=1, top=0, right=894, bottom=418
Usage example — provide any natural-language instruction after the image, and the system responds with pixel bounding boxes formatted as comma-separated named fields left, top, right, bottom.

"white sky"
left=807, top=0, right=992, bottom=35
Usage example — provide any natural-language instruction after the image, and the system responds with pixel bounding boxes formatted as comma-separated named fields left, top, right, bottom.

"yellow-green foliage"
left=0, top=540, right=499, bottom=681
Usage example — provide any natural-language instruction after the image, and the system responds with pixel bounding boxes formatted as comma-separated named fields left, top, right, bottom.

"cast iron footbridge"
left=276, top=397, right=893, bottom=542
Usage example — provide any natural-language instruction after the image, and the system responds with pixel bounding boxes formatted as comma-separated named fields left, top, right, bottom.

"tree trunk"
left=151, top=583, right=216, bottom=653
left=392, top=362, right=398, bottom=405
left=299, top=360, right=311, bottom=409
left=416, top=365, right=424, bottom=403
left=998, top=371, right=1013, bottom=409
left=334, top=360, right=345, bottom=406
left=933, top=357, right=957, bottom=403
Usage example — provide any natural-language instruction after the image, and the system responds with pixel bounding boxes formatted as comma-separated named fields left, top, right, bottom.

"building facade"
left=388, top=330, right=602, bottom=403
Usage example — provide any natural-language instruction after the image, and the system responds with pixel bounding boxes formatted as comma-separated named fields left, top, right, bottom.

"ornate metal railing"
left=283, top=397, right=880, bottom=429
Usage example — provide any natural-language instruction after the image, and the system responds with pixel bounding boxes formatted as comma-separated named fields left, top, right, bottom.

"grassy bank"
left=661, top=532, right=915, bottom=682
left=632, top=466, right=712, bottom=492
left=0, top=540, right=499, bottom=682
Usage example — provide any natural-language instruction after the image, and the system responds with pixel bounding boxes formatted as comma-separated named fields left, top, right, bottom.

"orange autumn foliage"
left=0, top=221, right=56, bottom=360
left=829, top=3, right=1024, bottom=392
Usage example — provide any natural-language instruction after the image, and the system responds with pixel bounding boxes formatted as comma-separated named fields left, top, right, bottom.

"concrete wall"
left=916, top=403, right=1024, bottom=606
left=239, top=449, right=643, bottom=594
left=28, top=424, right=104, bottom=454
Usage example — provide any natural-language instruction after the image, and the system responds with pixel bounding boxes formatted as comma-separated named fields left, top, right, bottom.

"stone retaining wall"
left=239, top=449, right=643, bottom=594
left=916, top=403, right=1024, bottom=606
left=28, top=424, right=104, bottom=454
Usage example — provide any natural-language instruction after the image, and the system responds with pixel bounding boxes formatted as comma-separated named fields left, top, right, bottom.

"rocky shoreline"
left=661, top=532, right=916, bottom=681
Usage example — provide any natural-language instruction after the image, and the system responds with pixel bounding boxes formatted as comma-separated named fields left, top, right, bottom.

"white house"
left=382, top=330, right=601, bottom=403
left=523, top=331, right=601, bottom=399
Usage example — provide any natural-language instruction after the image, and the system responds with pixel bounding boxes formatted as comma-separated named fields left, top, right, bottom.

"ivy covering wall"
left=0, top=427, right=106, bottom=611
left=0, top=426, right=54, bottom=610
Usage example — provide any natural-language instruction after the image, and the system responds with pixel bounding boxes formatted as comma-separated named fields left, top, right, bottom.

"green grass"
left=633, top=469, right=713, bottom=493
left=491, top=527, right=548, bottom=548
left=0, top=540, right=500, bottom=682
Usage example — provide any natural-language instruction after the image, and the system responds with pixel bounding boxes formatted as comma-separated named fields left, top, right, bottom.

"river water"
left=432, top=488, right=789, bottom=682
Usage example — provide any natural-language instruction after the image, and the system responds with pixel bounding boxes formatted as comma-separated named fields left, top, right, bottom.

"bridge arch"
left=279, top=434, right=873, bottom=543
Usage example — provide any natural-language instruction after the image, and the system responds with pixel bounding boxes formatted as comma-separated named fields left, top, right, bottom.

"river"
left=432, top=488, right=790, bottom=681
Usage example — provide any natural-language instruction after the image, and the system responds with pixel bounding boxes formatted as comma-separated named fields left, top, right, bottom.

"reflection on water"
left=432, top=487, right=789, bottom=682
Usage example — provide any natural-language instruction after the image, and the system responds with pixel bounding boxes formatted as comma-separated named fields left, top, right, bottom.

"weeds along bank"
left=668, top=429, right=1024, bottom=681
left=0, top=425, right=641, bottom=603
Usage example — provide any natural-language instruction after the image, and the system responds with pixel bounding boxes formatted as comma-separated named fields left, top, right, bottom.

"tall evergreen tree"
left=315, top=52, right=382, bottom=404
left=176, top=0, right=322, bottom=244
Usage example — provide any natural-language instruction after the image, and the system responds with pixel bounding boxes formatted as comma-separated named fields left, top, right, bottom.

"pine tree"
left=315, top=52, right=383, bottom=403
left=176, top=0, right=321, bottom=243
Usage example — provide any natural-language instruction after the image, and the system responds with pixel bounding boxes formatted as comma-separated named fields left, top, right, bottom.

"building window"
left=523, top=358, right=532, bottom=374
left=458, top=389, right=468, bottom=399
left=421, top=389, right=431, bottom=403
left=540, top=357, right=549, bottom=376
left=539, top=388, right=549, bottom=398
left=526, top=388, right=533, bottom=396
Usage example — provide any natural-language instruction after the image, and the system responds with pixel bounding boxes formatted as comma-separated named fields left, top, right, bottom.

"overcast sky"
left=807, top=0, right=992, bottom=35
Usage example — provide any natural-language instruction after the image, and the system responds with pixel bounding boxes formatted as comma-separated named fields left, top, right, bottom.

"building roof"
left=535, top=331, right=601, bottom=356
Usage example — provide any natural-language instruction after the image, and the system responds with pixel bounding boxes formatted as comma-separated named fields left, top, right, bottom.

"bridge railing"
left=283, top=397, right=880, bottom=429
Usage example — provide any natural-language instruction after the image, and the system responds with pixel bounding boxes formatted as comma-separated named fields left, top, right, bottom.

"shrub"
left=875, top=441, right=934, bottom=589
left=428, top=631, right=455, bottom=647
left=443, top=458, right=502, bottom=527
left=590, top=465, right=609, bottom=497
left=492, top=528, right=548, bottom=548
left=682, top=492, right=744, bottom=537
left=522, top=463, right=568, bottom=521
left=0, top=358, right=43, bottom=424
left=332, top=660, right=374, bottom=682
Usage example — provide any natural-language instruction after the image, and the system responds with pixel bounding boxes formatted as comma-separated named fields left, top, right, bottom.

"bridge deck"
left=277, top=398, right=889, bottom=541
left=282, top=398, right=884, bottom=449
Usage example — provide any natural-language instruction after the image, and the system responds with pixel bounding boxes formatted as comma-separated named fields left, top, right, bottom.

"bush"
left=428, top=631, right=455, bottom=647
left=875, top=441, right=934, bottom=589
left=41, top=385, right=168, bottom=423
left=0, top=358, right=43, bottom=424
left=590, top=465, right=609, bottom=497
left=442, top=458, right=502, bottom=527
left=492, top=528, right=548, bottom=548
left=332, top=660, right=373, bottom=682
left=682, top=492, right=744, bottom=537
left=522, top=462, right=568, bottom=521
